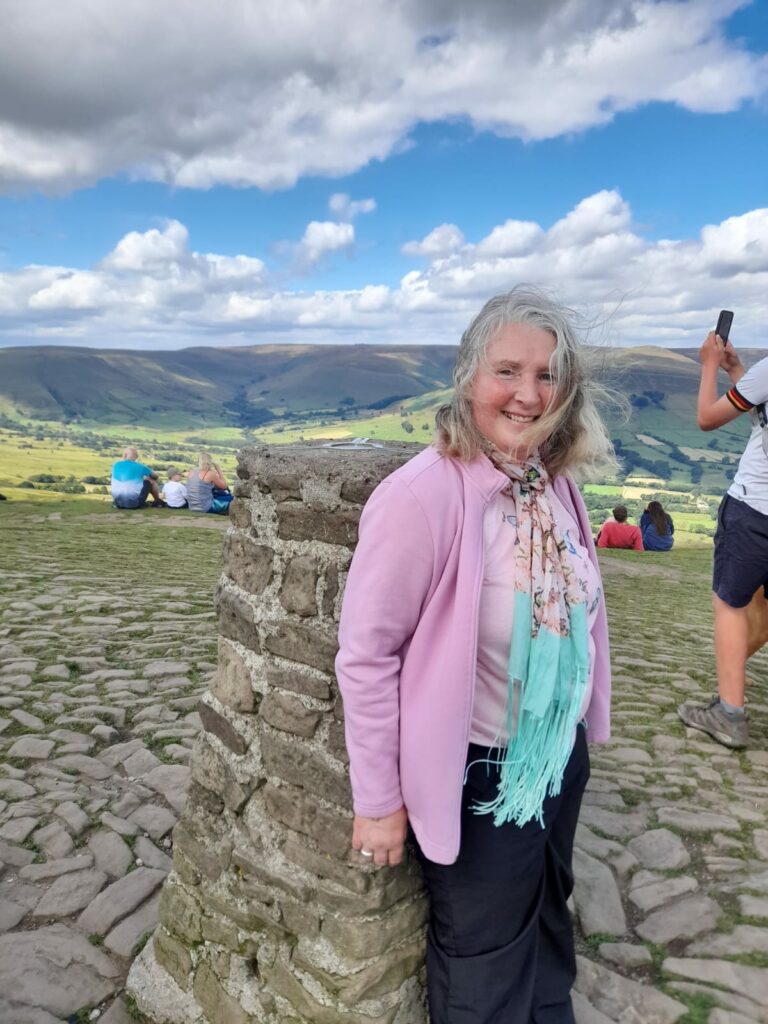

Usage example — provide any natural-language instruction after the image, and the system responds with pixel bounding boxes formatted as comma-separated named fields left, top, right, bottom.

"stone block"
left=260, top=692, right=322, bottom=739
left=154, top=928, right=192, bottom=991
left=158, top=883, right=203, bottom=945
left=173, top=847, right=202, bottom=888
left=327, top=719, right=349, bottom=765
left=261, top=730, right=351, bottom=808
left=222, top=533, right=274, bottom=595
left=173, top=824, right=223, bottom=882
left=216, top=588, right=260, bottom=654
left=185, top=779, right=225, bottom=818
left=340, top=477, right=379, bottom=504
left=321, top=565, right=339, bottom=618
left=263, top=621, right=338, bottom=674
left=266, top=665, right=330, bottom=700
left=283, top=837, right=369, bottom=895
left=190, top=739, right=253, bottom=812
left=296, top=937, right=424, bottom=1006
left=198, top=700, right=249, bottom=755
left=322, top=898, right=428, bottom=960
left=314, top=862, right=424, bottom=915
left=262, top=960, right=399, bottom=1024
left=202, top=891, right=282, bottom=936
left=280, top=899, right=321, bottom=937
left=212, top=642, right=255, bottom=714
left=201, top=914, right=242, bottom=952
left=280, top=555, right=319, bottom=616
left=232, top=848, right=310, bottom=902
left=277, top=505, right=361, bottom=548
left=193, top=963, right=251, bottom=1024
left=228, top=499, right=251, bottom=530
left=263, top=782, right=351, bottom=858
left=256, top=469, right=302, bottom=502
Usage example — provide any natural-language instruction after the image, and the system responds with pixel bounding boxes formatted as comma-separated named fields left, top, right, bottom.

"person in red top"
left=596, top=505, right=643, bottom=551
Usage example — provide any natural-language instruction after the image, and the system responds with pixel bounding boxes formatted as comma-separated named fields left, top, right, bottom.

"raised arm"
left=697, top=332, right=746, bottom=431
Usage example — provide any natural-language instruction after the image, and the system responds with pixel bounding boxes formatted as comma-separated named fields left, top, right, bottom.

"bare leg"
left=713, top=594, right=748, bottom=707
left=146, top=479, right=162, bottom=502
left=677, top=594, right=749, bottom=748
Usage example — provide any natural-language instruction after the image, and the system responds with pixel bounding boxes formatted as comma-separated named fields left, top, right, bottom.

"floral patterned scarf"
left=472, top=450, right=590, bottom=828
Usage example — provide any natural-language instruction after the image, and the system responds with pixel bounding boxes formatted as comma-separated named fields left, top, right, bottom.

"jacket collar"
left=461, top=452, right=510, bottom=502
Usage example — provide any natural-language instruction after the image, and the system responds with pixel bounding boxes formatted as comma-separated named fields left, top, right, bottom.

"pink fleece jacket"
left=335, top=447, right=611, bottom=865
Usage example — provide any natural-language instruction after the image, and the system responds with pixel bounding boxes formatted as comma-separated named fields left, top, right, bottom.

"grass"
left=667, top=991, right=718, bottom=1024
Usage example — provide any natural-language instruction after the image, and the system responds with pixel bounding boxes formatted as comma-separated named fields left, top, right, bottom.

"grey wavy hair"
left=435, top=285, right=617, bottom=479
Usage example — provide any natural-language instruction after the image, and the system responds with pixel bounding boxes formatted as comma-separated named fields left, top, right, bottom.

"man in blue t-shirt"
left=678, top=329, right=768, bottom=749
left=111, top=446, right=164, bottom=509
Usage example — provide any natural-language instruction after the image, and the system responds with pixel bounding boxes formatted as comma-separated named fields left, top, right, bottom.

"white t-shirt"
left=470, top=485, right=602, bottom=747
left=727, top=356, right=768, bottom=515
left=161, top=480, right=188, bottom=508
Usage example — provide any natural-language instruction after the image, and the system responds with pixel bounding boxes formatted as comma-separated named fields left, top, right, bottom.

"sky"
left=0, top=0, right=767, bottom=351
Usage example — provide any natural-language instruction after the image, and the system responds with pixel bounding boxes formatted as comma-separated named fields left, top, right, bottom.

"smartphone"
left=715, top=309, right=734, bottom=342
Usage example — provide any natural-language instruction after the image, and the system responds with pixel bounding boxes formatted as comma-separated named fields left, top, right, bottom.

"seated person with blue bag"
left=187, top=452, right=233, bottom=515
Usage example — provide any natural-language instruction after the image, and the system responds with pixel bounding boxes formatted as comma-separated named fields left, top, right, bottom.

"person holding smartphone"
left=678, top=314, right=767, bottom=749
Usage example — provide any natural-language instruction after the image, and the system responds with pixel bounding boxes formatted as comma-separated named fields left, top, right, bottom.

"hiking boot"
left=677, top=695, right=748, bottom=749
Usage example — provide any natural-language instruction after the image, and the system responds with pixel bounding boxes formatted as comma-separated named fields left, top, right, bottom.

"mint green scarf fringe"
left=473, top=596, right=589, bottom=828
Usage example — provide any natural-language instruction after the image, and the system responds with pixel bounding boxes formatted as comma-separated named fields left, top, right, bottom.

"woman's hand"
left=352, top=807, right=408, bottom=868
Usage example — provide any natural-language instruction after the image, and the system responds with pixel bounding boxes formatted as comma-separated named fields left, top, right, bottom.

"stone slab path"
left=1, top=509, right=767, bottom=1023
left=0, top=506, right=225, bottom=1023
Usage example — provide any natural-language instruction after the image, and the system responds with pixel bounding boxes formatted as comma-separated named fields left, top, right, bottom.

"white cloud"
left=297, top=220, right=355, bottom=263
left=2, top=193, right=768, bottom=348
left=329, top=193, right=377, bottom=220
left=0, top=0, right=765, bottom=193
left=403, top=223, right=465, bottom=258
left=476, top=220, right=543, bottom=257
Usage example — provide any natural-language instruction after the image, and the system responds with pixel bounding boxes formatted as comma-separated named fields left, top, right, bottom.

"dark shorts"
left=713, top=494, right=768, bottom=607
left=114, top=479, right=151, bottom=509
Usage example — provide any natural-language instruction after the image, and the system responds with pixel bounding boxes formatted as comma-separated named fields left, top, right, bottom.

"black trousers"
left=415, top=727, right=589, bottom=1024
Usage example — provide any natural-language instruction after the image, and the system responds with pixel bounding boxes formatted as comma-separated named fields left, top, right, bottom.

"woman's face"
left=469, top=322, right=557, bottom=457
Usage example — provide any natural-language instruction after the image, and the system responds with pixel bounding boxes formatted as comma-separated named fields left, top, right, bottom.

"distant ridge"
left=0, top=343, right=457, bottom=427
left=2, top=341, right=765, bottom=433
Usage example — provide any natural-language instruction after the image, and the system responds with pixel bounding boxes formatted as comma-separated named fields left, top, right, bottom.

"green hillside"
left=0, top=344, right=457, bottom=427
left=1, top=340, right=764, bottom=502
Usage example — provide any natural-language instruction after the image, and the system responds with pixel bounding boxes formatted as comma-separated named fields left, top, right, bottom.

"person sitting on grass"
left=640, top=500, right=674, bottom=551
left=110, top=446, right=165, bottom=509
left=596, top=505, right=643, bottom=551
left=161, top=468, right=188, bottom=509
left=187, top=452, right=233, bottom=515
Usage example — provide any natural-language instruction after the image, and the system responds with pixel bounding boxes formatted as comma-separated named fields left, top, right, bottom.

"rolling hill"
left=0, top=344, right=458, bottom=427
left=2, top=340, right=765, bottom=492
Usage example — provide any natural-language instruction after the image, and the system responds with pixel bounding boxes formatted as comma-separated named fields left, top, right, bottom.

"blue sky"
left=0, top=0, right=767, bottom=349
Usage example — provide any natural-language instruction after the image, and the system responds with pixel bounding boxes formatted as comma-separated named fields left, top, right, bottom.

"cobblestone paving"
left=1, top=508, right=767, bottom=1023
left=0, top=505, right=226, bottom=1024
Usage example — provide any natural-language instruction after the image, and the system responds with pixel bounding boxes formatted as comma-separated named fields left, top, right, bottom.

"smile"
left=501, top=412, right=537, bottom=423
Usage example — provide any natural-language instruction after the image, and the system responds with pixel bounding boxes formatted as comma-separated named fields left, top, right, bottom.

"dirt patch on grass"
left=76, top=512, right=230, bottom=530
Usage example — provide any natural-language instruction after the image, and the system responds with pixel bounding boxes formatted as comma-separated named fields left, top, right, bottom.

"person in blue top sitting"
left=640, top=500, right=674, bottom=551
left=111, top=446, right=165, bottom=509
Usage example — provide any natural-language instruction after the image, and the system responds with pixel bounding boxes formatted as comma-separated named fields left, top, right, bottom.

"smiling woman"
left=336, top=285, right=617, bottom=1024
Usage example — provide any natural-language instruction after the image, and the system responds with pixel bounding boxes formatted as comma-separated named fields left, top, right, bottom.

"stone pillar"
left=128, top=441, right=429, bottom=1024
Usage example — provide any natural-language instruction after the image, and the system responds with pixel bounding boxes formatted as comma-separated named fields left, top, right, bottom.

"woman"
left=640, top=500, right=674, bottom=551
left=336, top=287, right=613, bottom=1024
left=186, top=452, right=233, bottom=514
